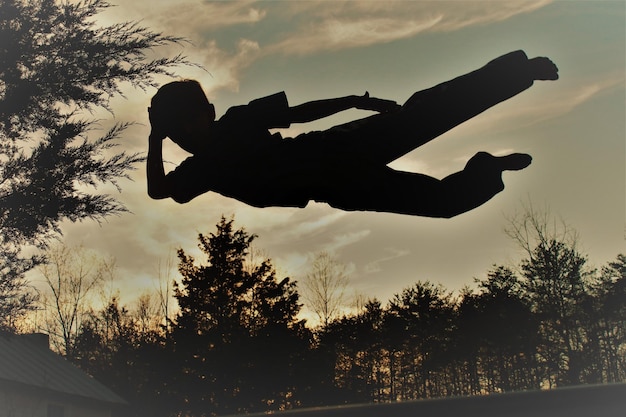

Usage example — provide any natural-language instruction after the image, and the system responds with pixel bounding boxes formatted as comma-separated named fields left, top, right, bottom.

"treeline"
left=54, top=216, right=625, bottom=416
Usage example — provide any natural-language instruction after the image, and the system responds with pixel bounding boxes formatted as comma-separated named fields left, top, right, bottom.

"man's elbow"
left=150, top=190, right=193, bottom=204
left=147, top=185, right=171, bottom=201
left=148, top=191, right=168, bottom=201
left=148, top=179, right=196, bottom=203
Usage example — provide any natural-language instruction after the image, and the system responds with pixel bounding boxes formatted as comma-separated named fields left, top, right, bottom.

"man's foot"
left=496, top=153, right=532, bottom=171
left=466, top=151, right=532, bottom=173
left=529, top=57, right=559, bottom=80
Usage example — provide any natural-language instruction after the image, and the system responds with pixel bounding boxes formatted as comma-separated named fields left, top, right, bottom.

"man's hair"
left=150, top=79, right=212, bottom=132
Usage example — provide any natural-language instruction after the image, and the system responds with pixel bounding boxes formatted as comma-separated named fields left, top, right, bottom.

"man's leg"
left=323, top=50, right=557, bottom=165
left=322, top=152, right=531, bottom=218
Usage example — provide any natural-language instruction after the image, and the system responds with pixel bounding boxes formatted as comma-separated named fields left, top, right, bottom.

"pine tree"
left=0, top=0, right=191, bottom=318
left=171, top=216, right=310, bottom=415
left=521, top=239, right=592, bottom=386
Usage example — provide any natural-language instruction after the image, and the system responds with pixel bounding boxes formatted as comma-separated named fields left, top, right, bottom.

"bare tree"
left=38, top=243, right=110, bottom=357
left=505, top=200, right=594, bottom=386
left=155, top=255, right=177, bottom=337
left=352, top=291, right=370, bottom=314
left=303, top=251, right=350, bottom=328
left=504, top=199, right=580, bottom=259
left=135, top=291, right=162, bottom=336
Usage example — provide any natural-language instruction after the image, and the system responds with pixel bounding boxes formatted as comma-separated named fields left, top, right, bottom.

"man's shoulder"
left=221, top=92, right=287, bottom=115
left=249, top=91, right=288, bottom=106
left=219, top=91, right=290, bottom=129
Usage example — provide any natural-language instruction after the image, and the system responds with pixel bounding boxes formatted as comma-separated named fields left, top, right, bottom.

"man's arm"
left=146, top=108, right=172, bottom=200
left=289, top=92, right=400, bottom=123
left=146, top=136, right=171, bottom=200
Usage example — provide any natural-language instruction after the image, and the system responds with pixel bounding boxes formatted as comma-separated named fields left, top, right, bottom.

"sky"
left=37, top=1, right=625, bottom=313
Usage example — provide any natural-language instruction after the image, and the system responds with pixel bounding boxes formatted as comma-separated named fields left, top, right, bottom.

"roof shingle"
left=0, top=333, right=126, bottom=405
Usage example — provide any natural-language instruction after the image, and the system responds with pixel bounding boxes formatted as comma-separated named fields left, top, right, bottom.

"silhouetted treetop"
left=0, top=0, right=193, bottom=309
left=0, top=0, right=189, bottom=137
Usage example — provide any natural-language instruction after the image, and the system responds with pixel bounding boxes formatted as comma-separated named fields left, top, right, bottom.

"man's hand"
left=355, top=92, right=401, bottom=113
left=148, top=107, right=167, bottom=141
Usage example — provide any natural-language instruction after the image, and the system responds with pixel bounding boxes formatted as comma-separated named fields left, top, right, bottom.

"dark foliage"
left=170, top=216, right=313, bottom=416
left=0, top=0, right=191, bottom=327
left=67, top=217, right=626, bottom=416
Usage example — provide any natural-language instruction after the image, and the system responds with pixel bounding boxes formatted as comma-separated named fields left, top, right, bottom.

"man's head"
left=150, top=79, right=215, bottom=154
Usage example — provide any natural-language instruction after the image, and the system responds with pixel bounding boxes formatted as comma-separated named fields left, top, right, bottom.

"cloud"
left=264, top=0, right=552, bottom=56
left=454, top=71, right=625, bottom=136
left=191, top=1, right=267, bottom=28
left=106, top=0, right=552, bottom=95
left=266, top=15, right=443, bottom=55
left=99, top=1, right=268, bottom=94
left=364, top=247, right=411, bottom=274
left=324, top=230, right=372, bottom=253
left=428, top=0, right=552, bottom=32
left=531, top=74, right=625, bottom=122
left=281, top=210, right=348, bottom=241
left=194, top=38, right=262, bottom=93
left=111, top=0, right=267, bottom=32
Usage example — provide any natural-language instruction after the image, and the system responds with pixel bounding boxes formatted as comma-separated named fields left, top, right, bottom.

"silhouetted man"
left=147, top=50, right=558, bottom=218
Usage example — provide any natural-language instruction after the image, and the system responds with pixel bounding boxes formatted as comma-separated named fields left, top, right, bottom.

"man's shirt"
left=165, top=92, right=325, bottom=207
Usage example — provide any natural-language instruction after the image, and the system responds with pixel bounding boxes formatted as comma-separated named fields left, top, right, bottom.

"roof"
left=0, top=333, right=126, bottom=405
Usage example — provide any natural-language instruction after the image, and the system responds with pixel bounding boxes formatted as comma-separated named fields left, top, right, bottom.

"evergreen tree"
left=0, top=0, right=190, bottom=310
left=320, top=299, right=387, bottom=404
left=520, top=239, right=592, bottom=386
left=588, top=254, right=626, bottom=383
left=386, top=281, right=455, bottom=399
left=171, top=216, right=310, bottom=415
left=73, top=296, right=172, bottom=417
left=0, top=265, right=36, bottom=331
left=456, top=266, right=539, bottom=394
